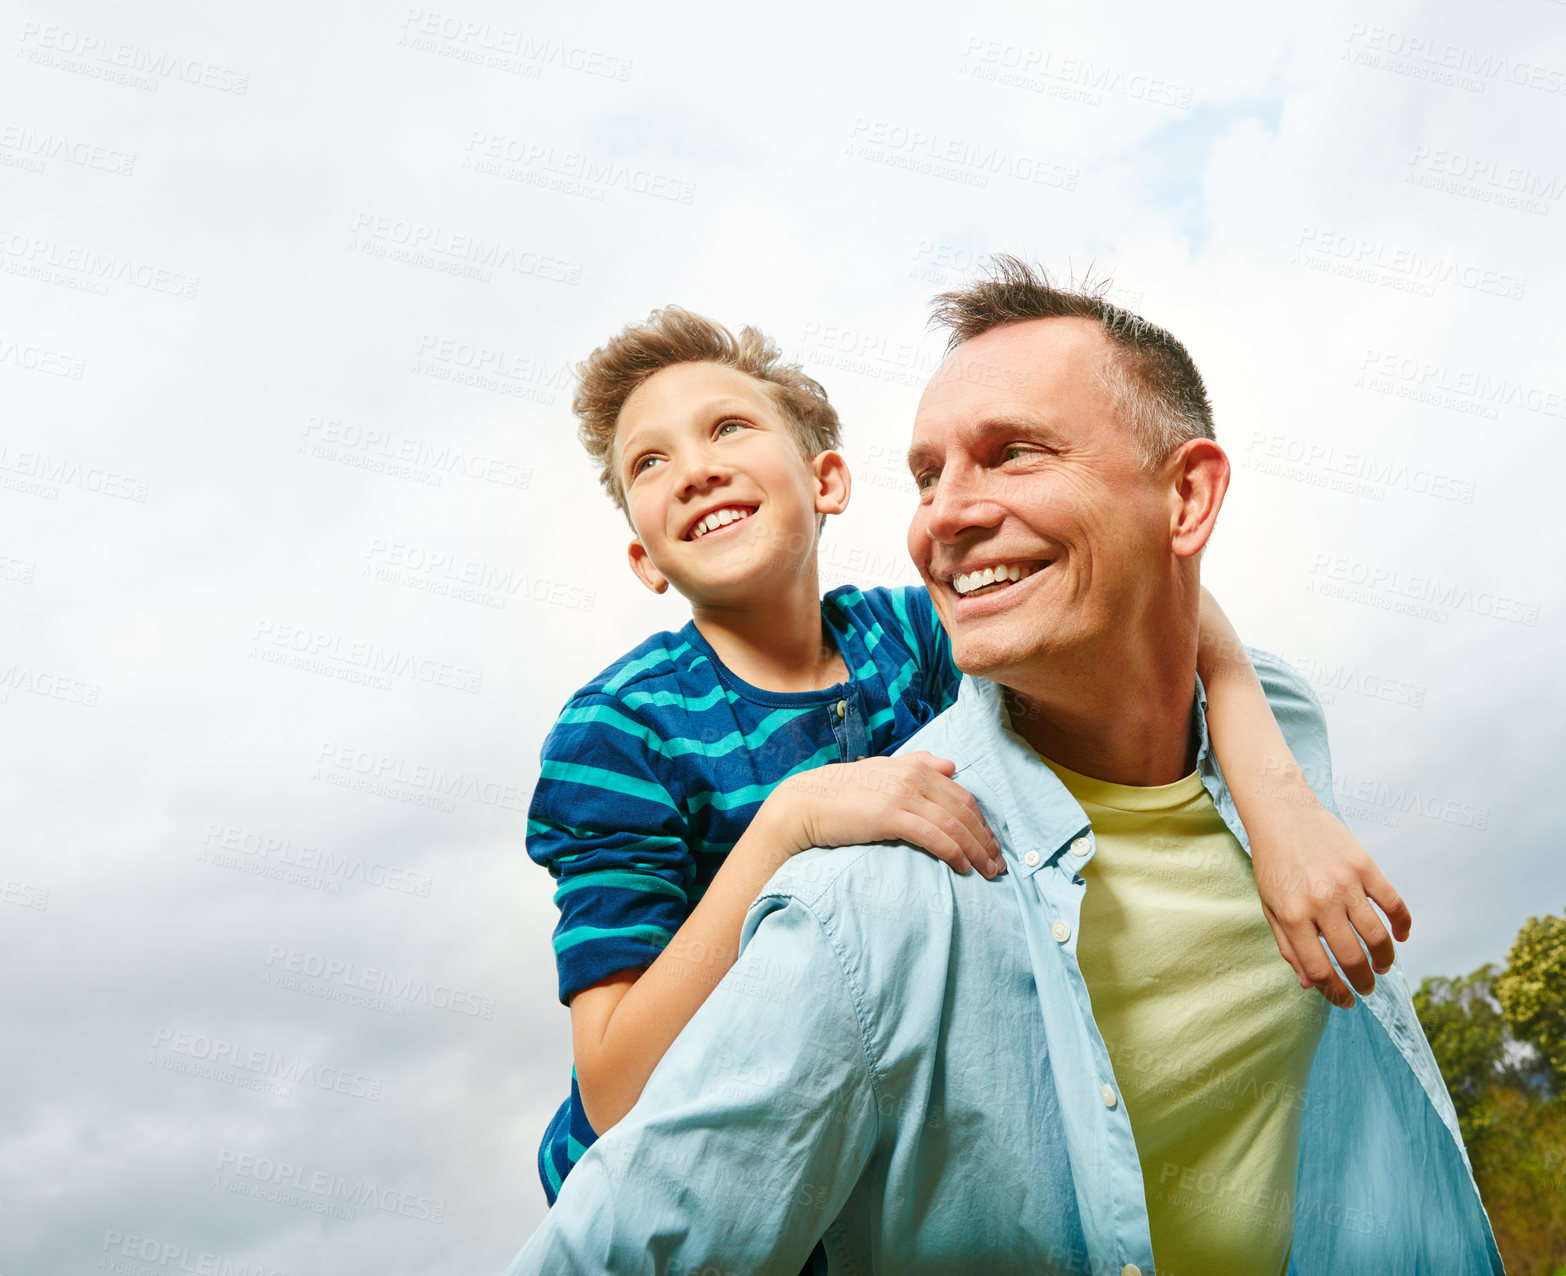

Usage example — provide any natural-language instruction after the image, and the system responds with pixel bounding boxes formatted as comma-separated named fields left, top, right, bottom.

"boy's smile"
left=614, top=362, right=848, bottom=606
left=685, top=503, right=758, bottom=541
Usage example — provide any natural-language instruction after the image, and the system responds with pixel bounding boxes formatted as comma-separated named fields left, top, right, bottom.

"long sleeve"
left=505, top=886, right=882, bottom=1275
left=528, top=691, right=696, bottom=1003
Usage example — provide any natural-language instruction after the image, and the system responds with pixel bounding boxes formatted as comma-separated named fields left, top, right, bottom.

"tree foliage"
left=1495, top=913, right=1566, bottom=1096
left=1413, top=963, right=1510, bottom=1140
left=1415, top=911, right=1566, bottom=1275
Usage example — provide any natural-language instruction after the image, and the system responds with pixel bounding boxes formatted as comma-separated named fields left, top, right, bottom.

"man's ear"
left=812, top=450, right=851, bottom=517
left=1167, top=439, right=1230, bottom=559
left=627, top=538, right=669, bottom=594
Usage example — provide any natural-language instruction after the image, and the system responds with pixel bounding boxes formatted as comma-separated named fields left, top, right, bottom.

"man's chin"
left=948, top=634, right=1044, bottom=684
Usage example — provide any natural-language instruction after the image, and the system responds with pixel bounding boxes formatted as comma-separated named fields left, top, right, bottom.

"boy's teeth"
left=953, top=563, right=1036, bottom=596
left=692, top=507, right=753, bottom=539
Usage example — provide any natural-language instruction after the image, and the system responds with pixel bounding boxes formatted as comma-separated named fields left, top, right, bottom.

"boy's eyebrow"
left=906, top=413, right=1066, bottom=474
left=619, top=395, right=775, bottom=477
left=625, top=397, right=769, bottom=452
left=702, top=396, right=767, bottom=416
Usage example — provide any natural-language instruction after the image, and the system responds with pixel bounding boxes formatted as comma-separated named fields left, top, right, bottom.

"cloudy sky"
left=3, top=0, right=1562, bottom=1271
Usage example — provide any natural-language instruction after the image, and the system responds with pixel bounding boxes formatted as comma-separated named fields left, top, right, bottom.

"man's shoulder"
left=1238, top=646, right=1339, bottom=808
left=1245, top=646, right=1323, bottom=708
left=755, top=706, right=983, bottom=920
left=752, top=839, right=983, bottom=991
left=764, top=836, right=956, bottom=897
left=889, top=689, right=966, bottom=757
left=1243, top=646, right=1330, bottom=735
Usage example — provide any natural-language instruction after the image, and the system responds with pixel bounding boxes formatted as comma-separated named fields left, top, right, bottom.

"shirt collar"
left=951, top=670, right=1226, bottom=879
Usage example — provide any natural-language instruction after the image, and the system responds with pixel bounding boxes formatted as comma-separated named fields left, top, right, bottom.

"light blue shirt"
left=508, top=651, right=1503, bottom=1275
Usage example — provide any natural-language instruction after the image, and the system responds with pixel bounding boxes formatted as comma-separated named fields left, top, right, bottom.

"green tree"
left=1414, top=911, right=1566, bottom=1275
left=1495, top=914, right=1566, bottom=1096
left=1465, top=1088, right=1566, bottom=1276
left=1413, top=963, right=1509, bottom=1141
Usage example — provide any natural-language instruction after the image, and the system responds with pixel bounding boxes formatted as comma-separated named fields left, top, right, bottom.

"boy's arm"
left=513, top=893, right=880, bottom=1275
left=572, top=749, right=1001, bottom=1135
left=568, top=793, right=803, bottom=1133
left=1196, top=588, right=1413, bottom=1009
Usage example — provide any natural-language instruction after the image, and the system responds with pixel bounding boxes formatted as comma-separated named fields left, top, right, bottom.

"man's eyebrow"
left=976, top=412, right=1066, bottom=446
left=906, top=414, right=1066, bottom=473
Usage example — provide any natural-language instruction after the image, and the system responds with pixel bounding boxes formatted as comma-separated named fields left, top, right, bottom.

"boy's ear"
left=627, top=538, right=669, bottom=594
left=812, top=450, right=851, bottom=517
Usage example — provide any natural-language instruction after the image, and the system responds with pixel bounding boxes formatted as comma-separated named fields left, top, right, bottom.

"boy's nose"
left=676, top=449, right=732, bottom=498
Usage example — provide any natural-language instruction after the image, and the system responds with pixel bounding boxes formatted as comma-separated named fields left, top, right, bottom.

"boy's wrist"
left=1244, top=781, right=1329, bottom=843
left=747, top=789, right=811, bottom=864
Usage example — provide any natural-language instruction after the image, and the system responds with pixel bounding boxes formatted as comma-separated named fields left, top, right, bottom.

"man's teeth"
left=953, top=563, right=1036, bottom=597
left=690, top=507, right=754, bottom=539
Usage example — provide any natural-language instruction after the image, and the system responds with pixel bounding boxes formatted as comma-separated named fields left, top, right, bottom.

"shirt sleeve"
left=890, top=584, right=962, bottom=712
left=528, top=692, right=696, bottom=1004
left=503, top=889, right=881, bottom=1275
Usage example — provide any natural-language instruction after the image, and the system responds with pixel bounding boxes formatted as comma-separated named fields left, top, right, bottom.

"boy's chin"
left=676, top=567, right=803, bottom=608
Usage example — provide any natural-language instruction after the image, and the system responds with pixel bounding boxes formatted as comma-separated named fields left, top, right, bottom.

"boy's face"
left=614, top=362, right=849, bottom=606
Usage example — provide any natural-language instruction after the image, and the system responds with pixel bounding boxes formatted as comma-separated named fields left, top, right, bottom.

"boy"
left=529, top=305, right=1410, bottom=1207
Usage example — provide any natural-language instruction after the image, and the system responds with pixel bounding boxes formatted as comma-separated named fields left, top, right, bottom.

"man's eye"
left=1002, top=445, right=1030, bottom=461
left=915, top=471, right=938, bottom=490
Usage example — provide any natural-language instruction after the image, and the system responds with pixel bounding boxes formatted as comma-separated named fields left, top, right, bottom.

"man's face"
left=615, top=361, right=839, bottom=604
left=906, top=317, right=1175, bottom=682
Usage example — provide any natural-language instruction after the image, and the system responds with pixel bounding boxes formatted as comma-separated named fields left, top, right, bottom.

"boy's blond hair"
left=574, top=307, right=843, bottom=522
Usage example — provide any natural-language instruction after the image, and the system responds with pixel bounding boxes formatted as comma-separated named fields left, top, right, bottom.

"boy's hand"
left=1249, top=794, right=1413, bottom=1009
left=769, top=752, right=1005, bottom=878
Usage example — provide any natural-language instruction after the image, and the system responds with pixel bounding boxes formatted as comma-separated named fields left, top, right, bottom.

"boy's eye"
left=633, top=454, right=662, bottom=475
left=716, top=419, right=747, bottom=437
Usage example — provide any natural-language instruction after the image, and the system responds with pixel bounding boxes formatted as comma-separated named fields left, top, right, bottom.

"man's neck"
left=1003, top=625, right=1201, bottom=787
left=689, top=564, right=847, bottom=693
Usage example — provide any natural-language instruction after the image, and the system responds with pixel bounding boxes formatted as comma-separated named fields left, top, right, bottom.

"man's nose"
left=922, top=468, right=1004, bottom=543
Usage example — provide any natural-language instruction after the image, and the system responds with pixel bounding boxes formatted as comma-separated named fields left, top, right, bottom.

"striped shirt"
left=531, top=584, right=960, bottom=1204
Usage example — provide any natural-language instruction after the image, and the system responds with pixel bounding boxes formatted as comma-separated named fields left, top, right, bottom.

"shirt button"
left=835, top=700, right=847, bottom=718
left=1051, top=920, right=1071, bottom=943
left=1023, top=850, right=1042, bottom=868
left=1099, top=1084, right=1118, bottom=1109
left=853, top=754, right=866, bottom=762
left=1071, top=837, right=1091, bottom=857
left=1121, top=1267, right=1142, bottom=1276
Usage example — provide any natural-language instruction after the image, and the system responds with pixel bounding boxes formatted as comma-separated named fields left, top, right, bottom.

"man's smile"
left=940, top=557, right=1057, bottom=613
left=949, top=560, right=1052, bottom=597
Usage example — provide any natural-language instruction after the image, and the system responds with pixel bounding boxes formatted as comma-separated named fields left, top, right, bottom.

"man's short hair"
left=575, top=306, right=843, bottom=521
left=928, top=255, right=1215, bottom=468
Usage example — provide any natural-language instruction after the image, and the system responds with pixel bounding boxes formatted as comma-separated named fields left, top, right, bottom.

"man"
left=506, top=259, right=1502, bottom=1274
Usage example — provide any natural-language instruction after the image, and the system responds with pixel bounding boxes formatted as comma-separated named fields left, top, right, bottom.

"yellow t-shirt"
left=1037, top=753, right=1329, bottom=1276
